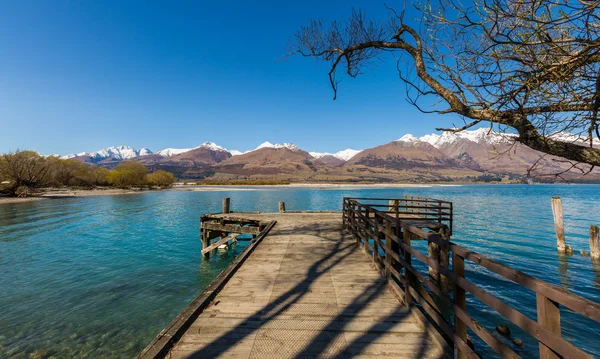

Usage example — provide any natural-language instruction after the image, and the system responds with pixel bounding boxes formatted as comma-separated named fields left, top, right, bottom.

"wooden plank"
left=202, top=221, right=261, bottom=235
left=201, top=234, right=240, bottom=254
left=138, top=220, right=276, bottom=359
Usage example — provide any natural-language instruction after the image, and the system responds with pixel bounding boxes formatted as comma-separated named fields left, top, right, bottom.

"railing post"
left=363, top=207, right=369, bottom=254
left=385, top=218, right=392, bottom=281
left=342, top=198, right=347, bottom=229
left=536, top=293, right=561, bottom=359
left=392, top=200, right=401, bottom=276
left=373, top=212, right=379, bottom=265
left=404, top=229, right=413, bottom=306
left=352, top=203, right=358, bottom=241
left=453, top=252, right=467, bottom=359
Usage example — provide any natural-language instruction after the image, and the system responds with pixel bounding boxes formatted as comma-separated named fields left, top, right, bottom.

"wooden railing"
left=342, top=197, right=600, bottom=359
left=344, top=196, right=453, bottom=234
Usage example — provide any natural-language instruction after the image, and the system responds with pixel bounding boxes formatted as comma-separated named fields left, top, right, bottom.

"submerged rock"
left=512, top=338, right=524, bottom=347
left=496, top=324, right=510, bottom=336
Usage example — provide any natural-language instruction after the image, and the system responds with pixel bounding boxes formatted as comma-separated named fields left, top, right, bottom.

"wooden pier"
left=139, top=197, right=600, bottom=359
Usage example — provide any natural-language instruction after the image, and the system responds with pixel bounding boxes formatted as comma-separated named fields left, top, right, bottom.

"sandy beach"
left=172, top=183, right=457, bottom=192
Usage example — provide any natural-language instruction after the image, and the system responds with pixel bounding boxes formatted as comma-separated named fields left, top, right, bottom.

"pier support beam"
left=591, top=225, right=599, bottom=260
left=279, top=202, right=286, bottom=213
left=222, top=197, right=230, bottom=214
left=551, top=197, right=567, bottom=252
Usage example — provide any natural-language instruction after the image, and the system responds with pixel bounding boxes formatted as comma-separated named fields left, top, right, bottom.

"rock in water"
left=512, top=338, right=524, bottom=347
left=496, top=324, right=510, bottom=336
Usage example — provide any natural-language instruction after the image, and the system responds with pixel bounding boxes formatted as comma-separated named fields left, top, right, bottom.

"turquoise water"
left=0, top=185, right=599, bottom=358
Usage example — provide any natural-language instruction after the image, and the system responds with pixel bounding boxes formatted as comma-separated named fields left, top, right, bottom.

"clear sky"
left=0, top=0, right=466, bottom=155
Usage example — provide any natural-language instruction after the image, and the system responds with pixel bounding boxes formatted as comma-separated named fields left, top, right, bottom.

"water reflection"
left=557, top=252, right=572, bottom=288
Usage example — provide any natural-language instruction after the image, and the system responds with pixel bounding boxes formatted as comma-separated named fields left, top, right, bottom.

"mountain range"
left=59, top=129, right=600, bottom=182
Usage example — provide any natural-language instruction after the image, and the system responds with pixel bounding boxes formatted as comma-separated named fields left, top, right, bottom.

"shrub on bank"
left=147, top=170, right=175, bottom=188
left=107, top=162, right=149, bottom=188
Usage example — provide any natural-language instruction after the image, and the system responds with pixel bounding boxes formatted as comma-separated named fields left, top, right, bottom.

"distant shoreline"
left=0, top=188, right=143, bottom=205
left=1, top=182, right=595, bottom=205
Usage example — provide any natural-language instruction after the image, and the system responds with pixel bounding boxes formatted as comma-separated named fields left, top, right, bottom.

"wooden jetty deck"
left=148, top=212, right=447, bottom=359
left=140, top=197, right=600, bottom=359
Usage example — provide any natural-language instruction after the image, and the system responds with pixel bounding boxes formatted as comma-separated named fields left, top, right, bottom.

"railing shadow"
left=185, top=222, right=358, bottom=358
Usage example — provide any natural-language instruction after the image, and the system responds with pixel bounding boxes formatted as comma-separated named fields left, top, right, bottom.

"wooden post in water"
left=201, top=229, right=210, bottom=258
left=590, top=225, right=600, bottom=260
left=428, top=240, right=440, bottom=282
left=278, top=202, right=286, bottom=213
left=222, top=197, right=230, bottom=214
left=551, top=197, right=567, bottom=252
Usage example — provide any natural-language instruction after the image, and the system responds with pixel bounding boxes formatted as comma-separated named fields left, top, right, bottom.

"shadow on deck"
left=140, top=213, right=448, bottom=359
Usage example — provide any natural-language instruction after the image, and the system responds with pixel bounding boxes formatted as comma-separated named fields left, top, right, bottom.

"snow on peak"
left=309, top=149, right=361, bottom=162
left=334, top=149, right=361, bottom=161
left=417, top=128, right=515, bottom=148
left=252, top=142, right=301, bottom=152
left=229, top=149, right=243, bottom=156
left=309, top=152, right=329, bottom=159
left=62, top=145, right=153, bottom=160
left=200, top=142, right=228, bottom=152
left=548, top=132, right=600, bottom=147
left=157, top=142, right=233, bottom=157
left=157, top=147, right=193, bottom=157
left=256, top=141, right=275, bottom=150
left=396, top=134, right=420, bottom=143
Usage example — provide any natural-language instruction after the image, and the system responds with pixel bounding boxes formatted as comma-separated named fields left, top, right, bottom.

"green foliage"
left=147, top=170, right=175, bottom=188
left=107, top=161, right=149, bottom=188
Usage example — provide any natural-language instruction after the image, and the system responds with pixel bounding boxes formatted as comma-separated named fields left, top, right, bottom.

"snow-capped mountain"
left=548, top=132, right=600, bottom=147
left=252, top=142, right=301, bottom=152
left=400, top=128, right=514, bottom=148
left=157, top=142, right=230, bottom=157
left=309, top=149, right=362, bottom=161
left=62, top=145, right=152, bottom=161
left=55, top=129, right=599, bottom=182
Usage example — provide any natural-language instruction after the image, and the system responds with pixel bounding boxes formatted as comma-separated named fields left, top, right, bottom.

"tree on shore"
left=147, top=170, right=175, bottom=188
left=291, top=1, right=600, bottom=170
left=0, top=151, right=54, bottom=196
left=0, top=151, right=176, bottom=196
left=107, top=161, right=149, bottom=189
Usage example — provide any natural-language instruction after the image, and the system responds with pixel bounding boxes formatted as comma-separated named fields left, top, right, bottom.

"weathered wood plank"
left=201, top=234, right=240, bottom=254
left=202, top=221, right=261, bottom=235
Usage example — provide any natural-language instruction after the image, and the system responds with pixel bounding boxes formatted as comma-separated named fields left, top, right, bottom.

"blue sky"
left=0, top=1, right=466, bottom=155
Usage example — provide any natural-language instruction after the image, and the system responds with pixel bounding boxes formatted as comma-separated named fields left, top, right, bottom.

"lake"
left=1, top=185, right=599, bottom=358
